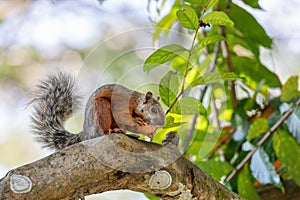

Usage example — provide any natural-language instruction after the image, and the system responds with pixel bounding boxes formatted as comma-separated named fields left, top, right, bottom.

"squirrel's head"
left=141, top=91, right=165, bottom=126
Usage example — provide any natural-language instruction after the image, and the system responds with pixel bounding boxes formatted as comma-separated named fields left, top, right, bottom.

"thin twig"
left=219, top=0, right=237, bottom=109
left=166, top=28, right=199, bottom=114
left=182, top=42, right=221, bottom=153
left=225, top=98, right=300, bottom=182
left=166, top=1, right=212, bottom=114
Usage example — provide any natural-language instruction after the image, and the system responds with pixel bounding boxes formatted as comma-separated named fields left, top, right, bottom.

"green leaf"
left=184, top=58, right=211, bottom=88
left=281, top=76, right=300, bottom=102
left=163, top=116, right=185, bottom=128
left=144, top=193, right=160, bottom=200
left=242, top=0, right=261, bottom=9
left=159, top=71, right=181, bottom=107
left=185, top=0, right=201, bottom=5
left=247, top=118, right=268, bottom=141
left=285, top=106, right=300, bottom=143
left=191, top=42, right=203, bottom=56
left=171, top=97, right=206, bottom=115
left=225, top=139, right=242, bottom=161
left=153, top=7, right=178, bottom=41
left=228, top=4, right=271, bottom=48
left=191, top=71, right=239, bottom=86
left=237, top=164, right=260, bottom=200
left=185, top=67, right=200, bottom=89
left=206, top=0, right=219, bottom=9
left=188, top=0, right=219, bottom=8
left=232, top=56, right=281, bottom=88
left=198, top=35, right=226, bottom=47
left=240, top=98, right=257, bottom=111
left=197, top=160, right=233, bottom=181
left=144, top=45, right=188, bottom=72
left=153, top=1, right=181, bottom=41
left=202, top=11, right=234, bottom=27
left=186, top=129, right=207, bottom=155
left=186, top=0, right=219, bottom=8
left=273, top=130, right=300, bottom=186
left=250, top=148, right=282, bottom=188
left=176, top=5, right=199, bottom=30
left=170, top=56, right=188, bottom=75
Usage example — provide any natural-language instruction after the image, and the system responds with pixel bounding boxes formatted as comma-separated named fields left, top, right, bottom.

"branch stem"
left=182, top=42, right=221, bottom=153
left=166, top=1, right=211, bottom=114
left=166, top=27, right=199, bottom=114
left=225, top=98, right=300, bottom=182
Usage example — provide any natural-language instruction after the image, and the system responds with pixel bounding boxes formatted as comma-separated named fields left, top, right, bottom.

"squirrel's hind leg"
left=94, top=98, right=114, bottom=135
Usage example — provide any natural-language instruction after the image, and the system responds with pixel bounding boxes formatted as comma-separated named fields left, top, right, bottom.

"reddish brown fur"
left=93, top=86, right=157, bottom=136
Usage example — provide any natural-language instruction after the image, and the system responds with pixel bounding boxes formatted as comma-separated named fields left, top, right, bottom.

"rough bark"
left=0, top=134, right=242, bottom=200
left=258, top=180, right=300, bottom=200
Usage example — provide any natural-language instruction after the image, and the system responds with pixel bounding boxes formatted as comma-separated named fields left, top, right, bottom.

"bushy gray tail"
left=30, top=72, right=81, bottom=150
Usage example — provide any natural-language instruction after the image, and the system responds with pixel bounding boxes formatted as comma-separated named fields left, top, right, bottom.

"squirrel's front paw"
left=136, top=117, right=147, bottom=126
left=109, top=128, right=126, bottom=134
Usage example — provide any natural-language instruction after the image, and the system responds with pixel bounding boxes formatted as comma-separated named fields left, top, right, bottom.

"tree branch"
left=225, top=98, right=300, bottom=182
left=1, top=134, right=242, bottom=200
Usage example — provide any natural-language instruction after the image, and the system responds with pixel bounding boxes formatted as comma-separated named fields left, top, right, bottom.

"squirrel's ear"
left=144, top=91, right=153, bottom=103
left=156, top=96, right=160, bottom=101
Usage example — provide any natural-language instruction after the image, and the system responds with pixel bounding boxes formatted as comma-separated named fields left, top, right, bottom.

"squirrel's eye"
left=151, top=107, right=157, bottom=114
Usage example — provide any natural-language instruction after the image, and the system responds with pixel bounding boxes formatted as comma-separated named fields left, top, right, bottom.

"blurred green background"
left=0, top=0, right=299, bottom=199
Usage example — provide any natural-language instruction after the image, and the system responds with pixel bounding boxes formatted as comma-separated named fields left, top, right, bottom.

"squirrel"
left=30, top=72, right=165, bottom=150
